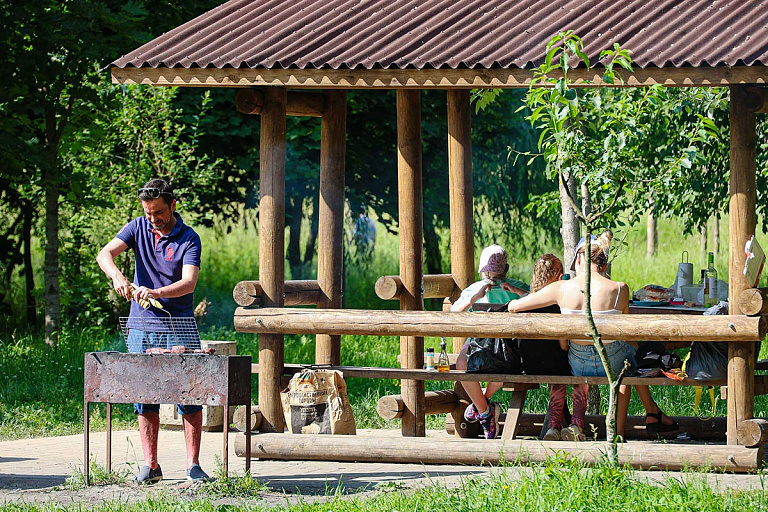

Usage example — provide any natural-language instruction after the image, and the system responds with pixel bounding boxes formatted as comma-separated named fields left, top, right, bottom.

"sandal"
left=645, top=409, right=679, bottom=433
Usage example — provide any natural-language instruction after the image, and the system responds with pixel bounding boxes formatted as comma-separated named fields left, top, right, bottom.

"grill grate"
left=119, top=315, right=201, bottom=352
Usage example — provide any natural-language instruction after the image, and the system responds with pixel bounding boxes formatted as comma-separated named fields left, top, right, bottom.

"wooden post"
left=397, top=89, right=425, bottom=437
left=728, top=84, right=758, bottom=445
left=447, top=89, right=474, bottom=353
left=316, top=91, right=347, bottom=365
left=258, top=87, right=287, bottom=433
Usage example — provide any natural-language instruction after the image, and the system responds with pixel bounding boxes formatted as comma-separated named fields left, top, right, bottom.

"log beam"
left=447, top=89, right=475, bottom=352
left=743, top=86, right=768, bottom=114
left=233, top=406, right=263, bottom=432
left=377, top=390, right=458, bottom=420
left=738, top=288, right=768, bottom=316
left=737, top=418, right=768, bottom=447
left=375, top=274, right=458, bottom=300
left=235, top=89, right=325, bottom=117
left=235, top=308, right=767, bottom=342
left=447, top=413, right=729, bottom=441
left=232, top=280, right=321, bottom=307
left=316, top=90, right=347, bottom=365
left=234, top=433, right=763, bottom=472
left=728, top=84, right=759, bottom=445
left=397, top=89, right=425, bottom=437
left=257, top=87, right=287, bottom=433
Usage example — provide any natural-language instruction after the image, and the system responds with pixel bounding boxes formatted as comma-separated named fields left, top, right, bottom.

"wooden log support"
left=738, top=288, right=768, bottom=316
left=257, top=87, right=287, bottom=433
left=728, top=84, right=759, bottom=445
left=233, top=406, right=263, bottom=432
left=234, top=433, right=763, bottom=472
left=316, top=90, right=347, bottom=365
left=375, top=274, right=458, bottom=300
left=743, top=86, right=768, bottom=114
left=235, top=308, right=767, bottom=342
left=232, top=280, right=321, bottom=307
left=737, top=418, right=768, bottom=447
left=235, top=89, right=325, bottom=117
left=447, top=89, right=475, bottom=353
left=376, top=390, right=458, bottom=420
left=397, top=89, right=425, bottom=437
left=446, top=413, right=729, bottom=441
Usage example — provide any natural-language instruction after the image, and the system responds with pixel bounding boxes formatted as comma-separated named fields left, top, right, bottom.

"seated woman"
left=451, top=244, right=529, bottom=439
left=508, top=231, right=678, bottom=440
left=516, top=254, right=572, bottom=441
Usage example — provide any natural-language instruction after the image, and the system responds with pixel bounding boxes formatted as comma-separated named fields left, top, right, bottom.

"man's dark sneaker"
left=186, top=464, right=212, bottom=482
left=134, top=465, right=162, bottom=484
left=478, top=402, right=500, bottom=439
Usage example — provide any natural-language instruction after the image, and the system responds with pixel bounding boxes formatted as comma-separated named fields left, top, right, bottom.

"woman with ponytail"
left=508, top=230, right=678, bottom=440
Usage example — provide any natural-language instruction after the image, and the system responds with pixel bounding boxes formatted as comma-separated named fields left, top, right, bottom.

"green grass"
left=2, top=460, right=768, bottom=511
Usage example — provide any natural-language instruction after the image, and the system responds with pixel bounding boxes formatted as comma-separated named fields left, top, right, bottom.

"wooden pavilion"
left=112, top=0, right=768, bottom=469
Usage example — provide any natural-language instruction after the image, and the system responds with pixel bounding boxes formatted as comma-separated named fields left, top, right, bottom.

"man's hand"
left=112, top=272, right=133, bottom=301
left=132, top=285, right=158, bottom=302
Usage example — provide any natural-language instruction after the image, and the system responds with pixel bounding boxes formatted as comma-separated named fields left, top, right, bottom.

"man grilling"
left=96, top=178, right=208, bottom=484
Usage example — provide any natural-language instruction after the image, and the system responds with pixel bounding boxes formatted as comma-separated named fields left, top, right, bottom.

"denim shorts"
left=568, top=341, right=637, bottom=377
left=127, top=329, right=203, bottom=416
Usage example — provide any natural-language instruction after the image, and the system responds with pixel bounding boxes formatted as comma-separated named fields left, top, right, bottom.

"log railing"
left=233, top=280, right=322, bottom=307
left=375, top=274, right=459, bottom=300
left=234, top=307, right=767, bottom=342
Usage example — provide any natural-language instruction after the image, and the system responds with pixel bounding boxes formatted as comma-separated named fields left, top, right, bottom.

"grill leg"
left=106, top=403, right=112, bottom=473
left=84, top=401, right=90, bottom=486
left=223, top=397, right=229, bottom=478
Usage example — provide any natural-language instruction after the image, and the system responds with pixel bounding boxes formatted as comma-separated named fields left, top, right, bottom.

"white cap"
left=478, top=244, right=507, bottom=274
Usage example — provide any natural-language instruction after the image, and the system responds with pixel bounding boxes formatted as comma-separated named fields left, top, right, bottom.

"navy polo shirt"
left=116, top=212, right=201, bottom=318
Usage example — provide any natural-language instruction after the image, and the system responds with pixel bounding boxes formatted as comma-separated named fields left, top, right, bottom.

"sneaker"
left=560, top=424, right=586, bottom=442
left=134, top=465, right=162, bottom=484
left=543, top=427, right=561, bottom=441
left=463, top=403, right=481, bottom=423
left=186, top=464, right=212, bottom=482
left=478, top=402, right=500, bottom=440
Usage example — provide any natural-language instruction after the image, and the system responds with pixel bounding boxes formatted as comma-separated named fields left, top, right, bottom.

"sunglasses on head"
left=138, top=187, right=173, bottom=199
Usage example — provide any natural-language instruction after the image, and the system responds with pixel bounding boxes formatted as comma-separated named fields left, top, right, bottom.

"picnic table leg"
left=501, top=389, right=529, bottom=441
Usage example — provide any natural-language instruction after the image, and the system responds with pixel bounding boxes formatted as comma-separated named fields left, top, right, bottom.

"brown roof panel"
left=112, top=0, right=768, bottom=70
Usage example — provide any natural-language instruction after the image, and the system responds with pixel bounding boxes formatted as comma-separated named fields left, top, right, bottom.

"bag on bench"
left=466, top=337, right=522, bottom=374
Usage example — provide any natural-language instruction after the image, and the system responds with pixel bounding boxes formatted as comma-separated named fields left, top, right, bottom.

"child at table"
left=516, top=254, right=571, bottom=440
left=451, top=244, right=529, bottom=439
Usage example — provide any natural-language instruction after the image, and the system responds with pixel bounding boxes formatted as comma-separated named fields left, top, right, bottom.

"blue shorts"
left=568, top=341, right=637, bottom=377
left=127, top=329, right=203, bottom=416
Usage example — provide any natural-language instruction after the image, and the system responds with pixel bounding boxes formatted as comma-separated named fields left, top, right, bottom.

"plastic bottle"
left=437, top=338, right=450, bottom=372
left=425, top=347, right=436, bottom=371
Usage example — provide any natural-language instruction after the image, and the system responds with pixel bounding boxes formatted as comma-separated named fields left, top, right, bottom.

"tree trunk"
left=647, top=211, right=657, bottom=257
left=586, top=385, right=601, bottom=415
left=286, top=196, right=303, bottom=279
left=700, top=224, right=707, bottom=260
left=44, top=162, right=60, bottom=345
left=303, top=194, right=318, bottom=265
left=581, top=182, right=592, bottom=219
left=560, top=174, right=579, bottom=277
left=23, top=199, right=37, bottom=326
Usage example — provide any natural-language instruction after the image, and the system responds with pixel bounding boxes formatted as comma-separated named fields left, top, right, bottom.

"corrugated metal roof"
left=113, top=0, right=768, bottom=71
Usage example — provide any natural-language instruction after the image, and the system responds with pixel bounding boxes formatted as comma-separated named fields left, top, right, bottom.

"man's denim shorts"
left=568, top=341, right=637, bottom=377
left=127, top=329, right=203, bottom=416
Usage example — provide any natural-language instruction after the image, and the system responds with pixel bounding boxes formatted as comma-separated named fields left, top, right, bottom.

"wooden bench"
left=253, top=361, right=768, bottom=446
